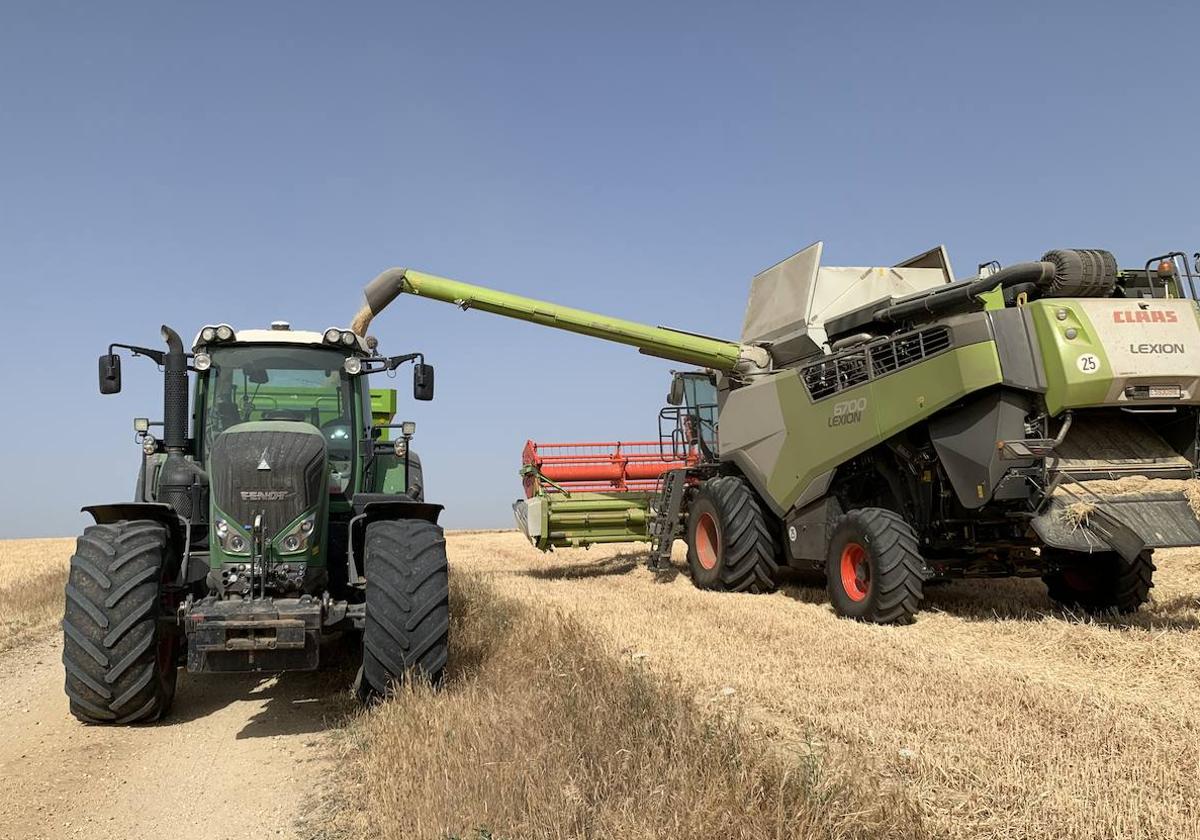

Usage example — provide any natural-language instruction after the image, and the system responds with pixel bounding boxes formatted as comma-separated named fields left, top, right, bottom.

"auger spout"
left=354, top=268, right=768, bottom=374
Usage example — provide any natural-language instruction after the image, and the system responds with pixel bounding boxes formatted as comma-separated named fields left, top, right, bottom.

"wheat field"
left=432, top=533, right=1200, bottom=840
left=0, top=538, right=71, bottom=655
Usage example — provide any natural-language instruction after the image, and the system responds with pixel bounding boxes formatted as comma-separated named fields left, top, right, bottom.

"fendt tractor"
left=64, top=320, right=447, bottom=724
left=352, top=247, right=1200, bottom=624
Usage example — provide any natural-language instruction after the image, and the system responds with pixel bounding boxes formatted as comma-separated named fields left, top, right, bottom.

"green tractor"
left=64, top=320, right=446, bottom=724
left=353, top=247, right=1200, bottom=624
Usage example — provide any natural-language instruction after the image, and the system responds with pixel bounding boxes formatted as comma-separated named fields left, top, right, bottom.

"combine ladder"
left=647, top=469, right=689, bottom=570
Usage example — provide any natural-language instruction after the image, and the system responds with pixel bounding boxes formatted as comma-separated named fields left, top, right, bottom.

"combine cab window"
left=679, top=372, right=719, bottom=452
left=199, top=346, right=357, bottom=469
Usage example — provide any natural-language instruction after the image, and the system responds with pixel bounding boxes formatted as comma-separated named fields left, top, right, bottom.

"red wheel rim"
left=695, top=512, right=720, bottom=571
left=839, top=542, right=870, bottom=602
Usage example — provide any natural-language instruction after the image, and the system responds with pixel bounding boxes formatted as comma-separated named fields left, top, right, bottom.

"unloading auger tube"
left=353, top=268, right=771, bottom=376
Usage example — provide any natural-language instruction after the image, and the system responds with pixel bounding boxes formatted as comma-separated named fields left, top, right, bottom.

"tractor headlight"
left=141, top=435, right=157, bottom=455
left=201, top=326, right=217, bottom=343
left=215, top=324, right=234, bottom=341
left=277, top=514, right=317, bottom=554
left=340, top=331, right=356, bottom=346
left=193, top=352, right=212, bottom=371
left=343, top=356, right=363, bottom=375
left=324, top=327, right=342, bottom=344
left=214, top=518, right=250, bottom=555
left=394, top=439, right=407, bottom=457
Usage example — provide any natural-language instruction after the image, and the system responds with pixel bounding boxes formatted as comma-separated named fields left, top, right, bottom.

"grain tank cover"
left=741, top=242, right=955, bottom=362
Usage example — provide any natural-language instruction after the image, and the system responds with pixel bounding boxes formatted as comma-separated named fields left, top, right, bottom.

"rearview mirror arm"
left=108, top=343, right=167, bottom=366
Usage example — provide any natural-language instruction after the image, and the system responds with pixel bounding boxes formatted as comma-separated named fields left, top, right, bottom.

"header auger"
left=359, top=245, right=1200, bottom=624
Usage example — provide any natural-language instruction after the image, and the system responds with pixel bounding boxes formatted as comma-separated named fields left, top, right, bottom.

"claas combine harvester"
left=355, top=245, right=1200, bottom=624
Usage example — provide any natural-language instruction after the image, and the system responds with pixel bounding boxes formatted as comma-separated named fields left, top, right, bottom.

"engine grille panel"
left=209, top=426, right=327, bottom=536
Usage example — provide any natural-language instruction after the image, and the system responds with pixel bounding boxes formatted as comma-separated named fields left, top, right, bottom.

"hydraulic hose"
left=873, top=261, right=1056, bottom=324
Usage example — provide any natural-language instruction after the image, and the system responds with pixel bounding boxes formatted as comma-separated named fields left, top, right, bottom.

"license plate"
left=1148, top=385, right=1182, bottom=399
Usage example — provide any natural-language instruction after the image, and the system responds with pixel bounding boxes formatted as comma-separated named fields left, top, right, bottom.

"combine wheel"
left=62, top=521, right=180, bottom=725
left=1043, top=550, right=1154, bottom=614
left=826, top=508, right=926, bottom=625
left=358, top=519, right=449, bottom=701
left=685, top=476, right=779, bottom=593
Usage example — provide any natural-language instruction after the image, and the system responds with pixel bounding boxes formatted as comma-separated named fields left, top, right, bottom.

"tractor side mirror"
left=99, top=354, right=122, bottom=394
left=667, top=375, right=685, bottom=406
left=413, top=363, right=435, bottom=401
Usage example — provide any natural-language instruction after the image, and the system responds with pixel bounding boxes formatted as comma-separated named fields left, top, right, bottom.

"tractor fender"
left=347, top=495, right=445, bottom=581
left=80, top=502, right=194, bottom=581
left=351, top=495, right=443, bottom=524
left=82, top=503, right=187, bottom=548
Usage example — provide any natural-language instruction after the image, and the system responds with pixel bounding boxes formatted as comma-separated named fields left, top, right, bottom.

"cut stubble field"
left=1, top=533, right=1198, bottom=839
left=399, top=533, right=1200, bottom=840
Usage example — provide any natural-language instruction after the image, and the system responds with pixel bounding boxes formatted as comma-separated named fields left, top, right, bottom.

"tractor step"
left=184, top=596, right=322, bottom=673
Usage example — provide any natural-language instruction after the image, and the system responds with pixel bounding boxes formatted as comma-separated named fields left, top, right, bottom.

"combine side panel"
left=720, top=336, right=1004, bottom=514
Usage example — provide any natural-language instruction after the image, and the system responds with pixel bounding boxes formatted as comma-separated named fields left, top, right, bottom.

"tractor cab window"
left=200, top=346, right=357, bottom=470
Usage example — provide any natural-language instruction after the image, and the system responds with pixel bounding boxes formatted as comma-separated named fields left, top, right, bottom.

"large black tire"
left=62, top=521, right=179, bottom=724
left=826, top=508, right=926, bottom=625
left=1043, top=550, right=1155, bottom=614
left=359, top=519, right=449, bottom=700
left=685, top=476, right=779, bottom=594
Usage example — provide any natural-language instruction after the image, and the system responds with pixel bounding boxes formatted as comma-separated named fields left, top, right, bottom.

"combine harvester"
left=357, top=247, right=1200, bottom=623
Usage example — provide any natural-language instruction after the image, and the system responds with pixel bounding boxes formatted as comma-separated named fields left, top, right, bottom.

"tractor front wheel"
left=685, top=476, right=779, bottom=593
left=358, top=519, right=449, bottom=701
left=62, top=521, right=180, bottom=724
left=826, top=508, right=926, bottom=624
left=1043, top=550, right=1155, bottom=614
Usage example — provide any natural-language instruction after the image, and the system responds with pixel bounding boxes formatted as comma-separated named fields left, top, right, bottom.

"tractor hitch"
left=184, top=595, right=322, bottom=673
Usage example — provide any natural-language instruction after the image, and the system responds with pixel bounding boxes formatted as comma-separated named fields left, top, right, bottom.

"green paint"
left=976, top=283, right=1006, bottom=311
left=766, top=341, right=1003, bottom=510
left=401, top=270, right=744, bottom=371
left=1027, top=300, right=1111, bottom=415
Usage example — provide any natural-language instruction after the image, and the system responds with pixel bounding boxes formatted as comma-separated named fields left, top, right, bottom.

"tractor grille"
left=209, top=427, right=326, bottom=537
left=801, top=326, right=952, bottom=401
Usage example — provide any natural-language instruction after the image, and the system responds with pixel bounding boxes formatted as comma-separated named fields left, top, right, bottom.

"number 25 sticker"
left=1077, top=353, right=1100, bottom=374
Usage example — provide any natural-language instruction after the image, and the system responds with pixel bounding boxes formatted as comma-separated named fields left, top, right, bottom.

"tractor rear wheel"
left=685, top=476, right=779, bottom=593
left=62, top=521, right=180, bottom=724
left=1043, top=550, right=1155, bottom=614
left=359, top=519, right=449, bottom=701
left=826, top=508, right=926, bottom=624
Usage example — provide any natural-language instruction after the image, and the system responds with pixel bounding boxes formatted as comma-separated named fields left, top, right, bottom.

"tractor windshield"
left=200, top=345, right=357, bottom=467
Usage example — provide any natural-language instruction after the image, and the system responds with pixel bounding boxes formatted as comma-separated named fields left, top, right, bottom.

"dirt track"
left=0, top=598, right=349, bottom=840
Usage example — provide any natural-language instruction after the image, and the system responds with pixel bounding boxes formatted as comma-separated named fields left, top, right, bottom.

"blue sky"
left=1, top=1, right=1196, bottom=536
